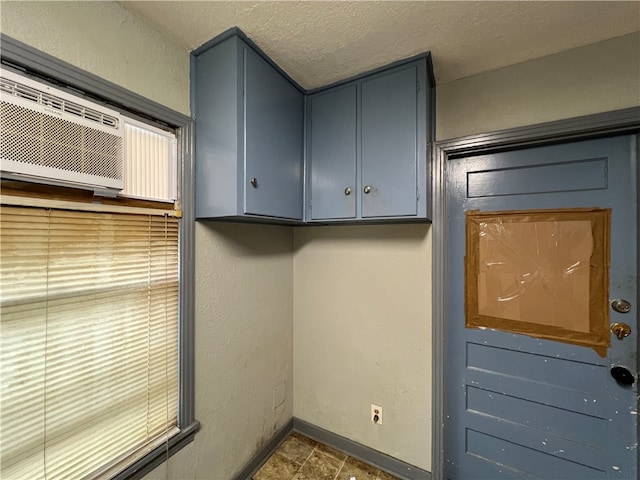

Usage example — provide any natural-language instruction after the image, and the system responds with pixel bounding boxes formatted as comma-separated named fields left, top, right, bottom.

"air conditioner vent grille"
left=0, top=77, right=119, bottom=129
left=1, top=101, right=123, bottom=180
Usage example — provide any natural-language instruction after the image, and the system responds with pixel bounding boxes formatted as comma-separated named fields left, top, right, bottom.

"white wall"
left=437, top=31, right=640, bottom=140
left=161, top=223, right=294, bottom=479
left=293, top=225, right=432, bottom=470
left=1, top=3, right=294, bottom=479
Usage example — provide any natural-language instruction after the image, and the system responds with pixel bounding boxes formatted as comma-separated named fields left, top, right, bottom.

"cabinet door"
left=308, top=85, right=357, bottom=220
left=361, top=66, right=418, bottom=218
left=244, top=48, right=303, bottom=220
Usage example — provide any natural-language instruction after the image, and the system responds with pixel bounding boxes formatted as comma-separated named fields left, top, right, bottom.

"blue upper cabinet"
left=193, top=28, right=432, bottom=224
left=306, top=59, right=430, bottom=223
left=192, top=33, right=304, bottom=221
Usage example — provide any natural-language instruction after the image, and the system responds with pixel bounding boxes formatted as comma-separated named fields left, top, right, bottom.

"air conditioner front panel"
left=0, top=68, right=124, bottom=191
left=0, top=160, right=123, bottom=190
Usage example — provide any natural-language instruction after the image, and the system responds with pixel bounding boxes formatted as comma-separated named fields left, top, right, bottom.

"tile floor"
left=253, top=432, right=401, bottom=480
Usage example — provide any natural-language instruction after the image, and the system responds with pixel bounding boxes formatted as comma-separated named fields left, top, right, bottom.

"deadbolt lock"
left=611, top=298, right=631, bottom=314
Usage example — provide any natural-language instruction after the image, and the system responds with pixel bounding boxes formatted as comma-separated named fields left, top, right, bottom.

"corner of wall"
left=292, top=224, right=433, bottom=471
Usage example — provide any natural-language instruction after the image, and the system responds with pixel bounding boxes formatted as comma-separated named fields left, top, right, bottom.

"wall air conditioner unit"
left=0, top=67, right=124, bottom=193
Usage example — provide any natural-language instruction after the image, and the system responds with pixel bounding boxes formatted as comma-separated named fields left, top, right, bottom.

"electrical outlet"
left=371, top=404, right=382, bottom=425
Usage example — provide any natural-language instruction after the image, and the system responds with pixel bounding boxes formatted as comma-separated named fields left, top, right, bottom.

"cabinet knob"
left=363, top=185, right=372, bottom=194
left=250, top=178, right=258, bottom=188
left=344, top=187, right=352, bottom=196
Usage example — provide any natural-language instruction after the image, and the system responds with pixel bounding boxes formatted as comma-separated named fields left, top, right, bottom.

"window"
left=0, top=50, right=197, bottom=479
left=1, top=205, right=179, bottom=479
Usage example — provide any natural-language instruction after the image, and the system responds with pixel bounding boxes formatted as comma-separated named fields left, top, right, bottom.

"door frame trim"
left=431, top=107, right=640, bottom=479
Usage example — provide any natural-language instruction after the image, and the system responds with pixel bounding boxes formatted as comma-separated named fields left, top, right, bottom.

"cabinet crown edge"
left=191, top=27, right=435, bottom=95
left=192, top=27, right=305, bottom=94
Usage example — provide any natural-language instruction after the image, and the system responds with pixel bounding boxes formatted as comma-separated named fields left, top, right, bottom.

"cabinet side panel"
left=193, top=38, right=239, bottom=218
left=361, top=66, right=418, bottom=218
left=308, top=85, right=357, bottom=220
left=418, top=59, right=430, bottom=220
left=244, top=47, right=304, bottom=220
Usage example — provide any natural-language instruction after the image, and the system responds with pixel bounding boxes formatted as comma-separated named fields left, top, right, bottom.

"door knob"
left=610, top=322, right=632, bottom=340
left=363, top=186, right=372, bottom=194
left=611, top=366, right=635, bottom=385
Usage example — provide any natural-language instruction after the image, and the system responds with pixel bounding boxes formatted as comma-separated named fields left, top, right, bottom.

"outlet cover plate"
left=371, top=403, right=382, bottom=425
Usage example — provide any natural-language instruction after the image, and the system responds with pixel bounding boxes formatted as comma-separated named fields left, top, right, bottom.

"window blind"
left=0, top=205, right=179, bottom=480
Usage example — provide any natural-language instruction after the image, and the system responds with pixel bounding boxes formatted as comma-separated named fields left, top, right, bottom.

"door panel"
left=361, top=66, right=417, bottom=218
left=445, top=136, right=638, bottom=479
left=466, top=157, right=608, bottom=197
left=308, top=85, right=357, bottom=220
left=244, top=47, right=303, bottom=220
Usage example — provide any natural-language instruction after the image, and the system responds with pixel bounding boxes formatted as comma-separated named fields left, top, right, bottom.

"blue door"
left=445, top=136, right=638, bottom=479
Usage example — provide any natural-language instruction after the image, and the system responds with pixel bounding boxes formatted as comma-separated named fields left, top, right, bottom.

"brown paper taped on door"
left=465, top=208, right=611, bottom=356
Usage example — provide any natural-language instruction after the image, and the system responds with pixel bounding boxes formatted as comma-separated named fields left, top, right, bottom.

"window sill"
left=112, top=420, right=201, bottom=480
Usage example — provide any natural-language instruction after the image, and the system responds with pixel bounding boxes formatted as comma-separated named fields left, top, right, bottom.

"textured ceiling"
left=119, top=1, right=640, bottom=89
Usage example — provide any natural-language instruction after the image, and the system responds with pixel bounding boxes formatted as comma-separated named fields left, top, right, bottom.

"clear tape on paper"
left=465, top=208, right=611, bottom=356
